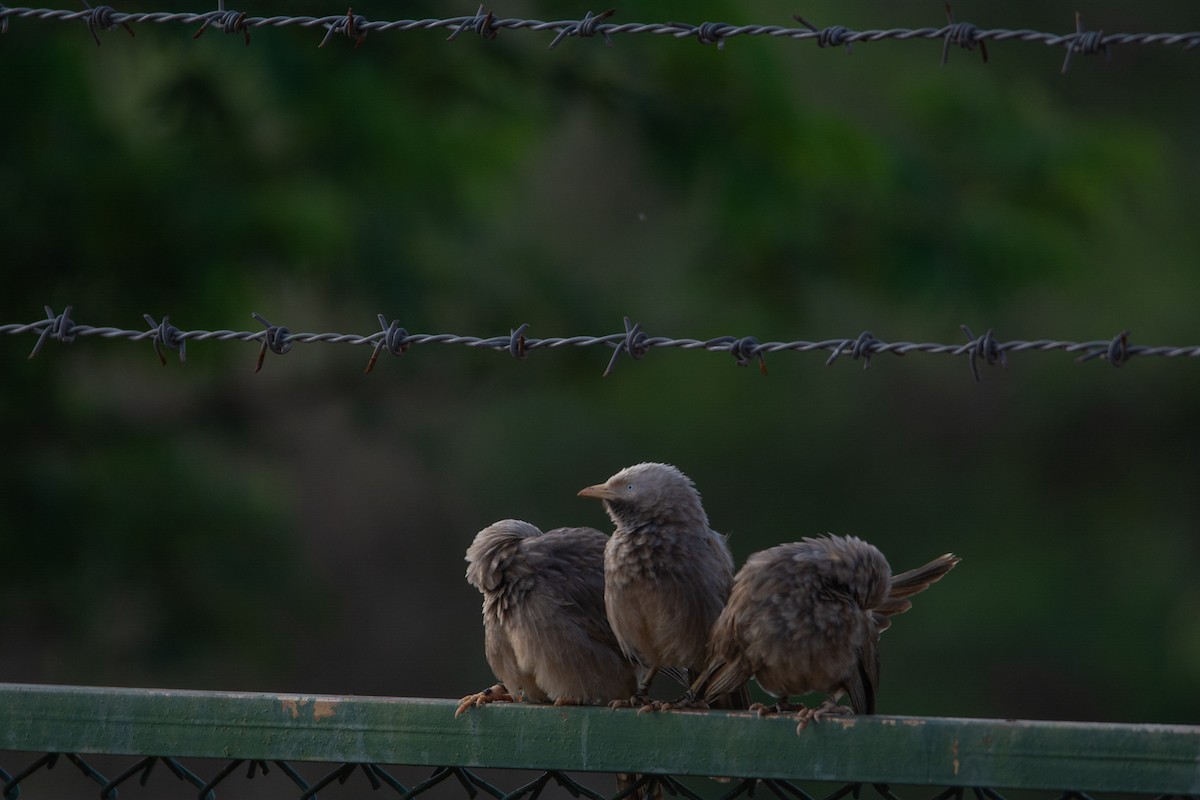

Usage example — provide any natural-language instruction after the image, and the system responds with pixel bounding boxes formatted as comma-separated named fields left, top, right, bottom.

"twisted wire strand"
left=3, top=309, right=1198, bottom=378
left=0, top=6, right=1197, bottom=63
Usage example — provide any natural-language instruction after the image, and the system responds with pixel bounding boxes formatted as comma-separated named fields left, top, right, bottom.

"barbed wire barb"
left=959, top=325, right=1005, bottom=382
left=144, top=313, right=186, bottom=365
left=793, top=15, right=852, bottom=53
left=728, top=335, right=768, bottom=376
left=548, top=8, right=614, bottom=50
left=27, top=304, right=75, bottom=359
left=81, top=1, right=134, bottom=46
left=447, top=5, right=498, bottom=42
left=1061, top=12, right=1110, bottom=74
left=365, top=314, right=409, bottom=374
left=694, top=21, right=733, bottom=50
left=508, top=322, right=530, bottom=360
left=941, top=3, right=987, bottom=66
left=2, top=6, right=1199, bottom=68
left=603, top=316, right=648, bottom=377
left=252, top=312, right=292, bottom=372
left=825, top=330, right=882, bottom=370
left=318, top=7, right=367, bottom=49
left=192, top=0, right=249, bottom=45
left=1074, top=329, right=1130, bottom=367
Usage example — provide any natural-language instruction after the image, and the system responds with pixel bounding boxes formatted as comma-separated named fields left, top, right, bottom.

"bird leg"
left=610, top=666, right=660, bottom=711
left=454, top=683, right=514, bottom=718
left=795, top=698, right=854, bottom=732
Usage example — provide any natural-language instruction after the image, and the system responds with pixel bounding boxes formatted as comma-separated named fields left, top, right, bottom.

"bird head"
left=577, top=462, right=708, bottom=529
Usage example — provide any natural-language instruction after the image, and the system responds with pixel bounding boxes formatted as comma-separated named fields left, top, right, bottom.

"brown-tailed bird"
left=456, top=519, right=636, bottom=716
left=578, top=462, right=747, bottom=710
left=689, top=535, right=959, bottom=731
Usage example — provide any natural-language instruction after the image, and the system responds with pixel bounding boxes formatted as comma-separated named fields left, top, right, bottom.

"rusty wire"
left=3, top=306, right=1197, bottom=380
left=0, top=4, right=1198, bottom=71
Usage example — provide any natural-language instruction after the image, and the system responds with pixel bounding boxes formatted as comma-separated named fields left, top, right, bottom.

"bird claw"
left=795, top=700, right=854, bottom=732
left=636, top=700, right=669, bottom=715
left=454, top=683, right=514, bottom=718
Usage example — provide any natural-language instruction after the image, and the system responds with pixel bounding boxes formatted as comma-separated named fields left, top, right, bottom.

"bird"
left=457, top=519, right=655, bottom=800
left=456, top=519, right=637, bottom=716
left=578, top=462, right=747, bottom=710
left=689, top=535, right=959, bottom=732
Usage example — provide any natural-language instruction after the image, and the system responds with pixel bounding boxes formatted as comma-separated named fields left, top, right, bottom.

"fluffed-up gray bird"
left=456, top=519, right=637, bottom=716
left=578, top=462, right=748, bottom=710
left=690, top=535, right=958, bottom=731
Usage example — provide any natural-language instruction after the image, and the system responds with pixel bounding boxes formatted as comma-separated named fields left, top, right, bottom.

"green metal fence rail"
left=2, top=683, right=1198, bottom=799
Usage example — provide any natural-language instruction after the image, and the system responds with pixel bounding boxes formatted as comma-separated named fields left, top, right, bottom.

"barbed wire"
left=4, top=305, right=1200, bottom=381
left=1, top=3, right=1198, bottom=72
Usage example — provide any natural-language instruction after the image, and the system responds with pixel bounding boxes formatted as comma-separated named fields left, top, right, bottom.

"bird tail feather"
left=706, top=681, right=751, bottom=710
left=688, top=659, right=750, bottom=708
left=889, top=553, right=960, bottom=599
left=877, top=553, right=960, bottom=619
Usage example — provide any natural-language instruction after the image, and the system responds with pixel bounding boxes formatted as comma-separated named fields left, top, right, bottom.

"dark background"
left=2, top=0, right=1199, bottom=727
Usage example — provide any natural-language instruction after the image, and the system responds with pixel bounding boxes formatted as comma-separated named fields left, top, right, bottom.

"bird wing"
left=483, top=526, right=637, bottom=703
left=527, top=528, right=623, bottom=653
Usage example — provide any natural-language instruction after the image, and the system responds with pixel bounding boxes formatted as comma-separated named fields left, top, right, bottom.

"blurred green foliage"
left=1, top=0, right=1199, bottom=725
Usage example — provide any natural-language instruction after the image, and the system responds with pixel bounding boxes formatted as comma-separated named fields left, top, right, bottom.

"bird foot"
left=609, top=692, right=655, bottom=711
left=749, top=700, right=803, bottom=717
left=454, top=683, right=514, bottom=718
left=795, top=700, right=854, bottom=732
left=552, top=697, right=582, bottom=707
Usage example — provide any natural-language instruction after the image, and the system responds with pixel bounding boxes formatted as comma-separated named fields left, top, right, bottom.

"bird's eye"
left=626, top=484, right=634, bottom=492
